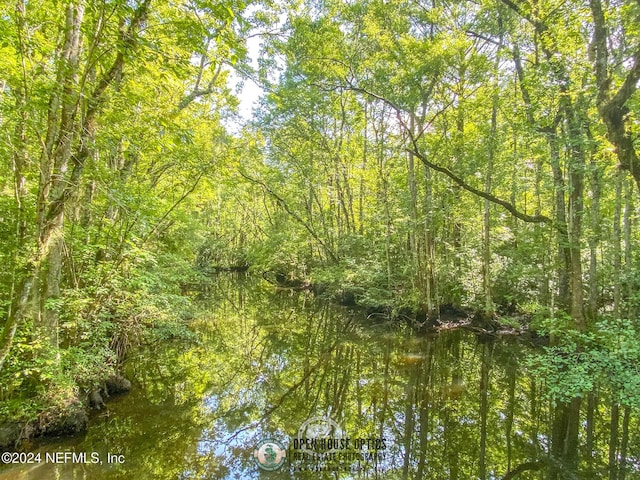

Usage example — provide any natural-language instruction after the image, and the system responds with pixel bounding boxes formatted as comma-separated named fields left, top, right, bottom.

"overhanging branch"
left=408, top=145, right=555, bottom=226
left=589, top=0, right=640, bottom=190
left=341, top=77, right=559, bottom=230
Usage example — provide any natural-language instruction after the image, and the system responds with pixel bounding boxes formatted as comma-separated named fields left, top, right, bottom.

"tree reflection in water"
left=1, top=274, right=637, bottom=479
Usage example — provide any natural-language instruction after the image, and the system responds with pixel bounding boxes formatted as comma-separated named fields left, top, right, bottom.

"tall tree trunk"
left=549, top=131, right=571, bottom=314
left=483, top=35, right=501, bottom=317
left=513, top=44, right=572, bottom=317
left=535, top=157, right=550, bottom=305
left=505, top=364, right=516, bottom=472
left=373, top=105, right=393, bottom=288
left=586, top=392, right=596, bottom=473
left=5, top=0, right=31, bottom=368
left=12, top=95, right=28, bottom=242
left=0, top=0, right=152, bottom=371
left=407, top=113, right=422, bottom=300
left=566, top=106, right=586, bottom=330
left=479, top=342, right=492, bottom=480
left=623, top=179, right=633, bottom=319
left=358, top=100, right=368, bottom=235
left=588, top=151, right=601, bottom=321
left=619, top=407, right=631, bottom=480
left=423, top=164, right=437, bottom=317
left=550, top=397, right=582, bottom=479
left=38, top=1, right=85, bottom=347
left=416, top=338, right=433, bottom=479
left=402, top=364, right=417, bottom=479
left=609, top=402, right=619, bottom=480
left=613, top=169, right=623, bottom=318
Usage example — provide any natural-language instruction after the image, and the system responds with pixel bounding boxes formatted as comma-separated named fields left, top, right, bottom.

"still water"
left=1, top=275, right=637, bottom=479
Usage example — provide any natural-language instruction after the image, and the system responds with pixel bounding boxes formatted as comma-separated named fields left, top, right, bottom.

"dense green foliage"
left=0, top=0, right=639, bottom=458
left=217, top=0, right=640, bottom=330
left=530, top=318, right=640, bottom=407
left=0, top=0, right=252, bottom=429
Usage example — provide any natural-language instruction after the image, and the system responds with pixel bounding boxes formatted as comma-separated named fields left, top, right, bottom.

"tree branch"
left=499, top=0, right=546, bottom=33
left=177, top=61, right=223, bottom=112
left=501, top=460, right=544, bottom=480
left=238, top=170, right=339, bottom=263
left=407, top=145, right=555, bottom=226
left=141, top=171, right=205, bottom=245
left=610, top=47, right=640, bottom=109
left=343, top=80, right=556, bottom=229
left=589, top=0, right=640, bottom=190
left=589, top=0, right=610, bottom=105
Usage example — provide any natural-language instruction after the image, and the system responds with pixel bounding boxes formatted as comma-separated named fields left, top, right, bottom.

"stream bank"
left=2, top=275, right=633, bottom=480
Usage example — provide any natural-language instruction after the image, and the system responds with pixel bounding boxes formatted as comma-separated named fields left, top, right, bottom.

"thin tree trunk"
left=535, top=156, right=550, bottom=304
left=623, top=178, right=633, bottom=318
left=402, top=365, right=417, bottom=479
left=609, top=402, right=619, bottom=480
left=619, top=407, right=631, bottom=480
left=613, top=169, right=623, bottom=318
left=416, top=338, right=433, bottom=479
left=505, top=365, right=516, bottom=471
left=588, top=152, right=601, bottom=321
left=483, top=35, right=501, bottom=317
left=358, top=100, right=368, bottom=235
left=566, top=101, right=586, bottom=330
left=407, top=113, right=421, bottom=296
left=479, top=343, right=492, bottom=480
left=549, top=131, right=571, bottom=313
left=373, top=105, right=393, bottom=288
left=424, top=163, right=436, bottom=316
left=586, top=392, right=596, bottom=471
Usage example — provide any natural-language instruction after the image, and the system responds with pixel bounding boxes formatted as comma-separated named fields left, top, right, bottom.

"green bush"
left=528, top=318, right=640, bottom=408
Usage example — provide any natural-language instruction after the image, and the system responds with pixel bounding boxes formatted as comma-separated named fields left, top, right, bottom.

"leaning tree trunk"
left=38, top=1, right=85, bottom=348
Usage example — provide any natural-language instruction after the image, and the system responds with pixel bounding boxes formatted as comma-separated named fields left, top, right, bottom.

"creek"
left=0, top=274, right=635, bottom=479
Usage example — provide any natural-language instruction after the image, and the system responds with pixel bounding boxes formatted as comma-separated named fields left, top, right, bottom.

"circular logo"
left=253, top=438, right=287, bottom=471
left=297, top=416, right=345, bottom=454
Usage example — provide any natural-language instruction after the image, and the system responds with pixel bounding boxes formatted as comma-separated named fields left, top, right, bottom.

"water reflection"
left=1, top=274, right=637, bottom=479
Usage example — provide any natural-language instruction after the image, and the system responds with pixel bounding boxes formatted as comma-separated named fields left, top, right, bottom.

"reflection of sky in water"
left=2, top=277, right=633, bottom=480
left=195, top=392, right=292, bottom=479
left=194, top=386, right=405, bottom=479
